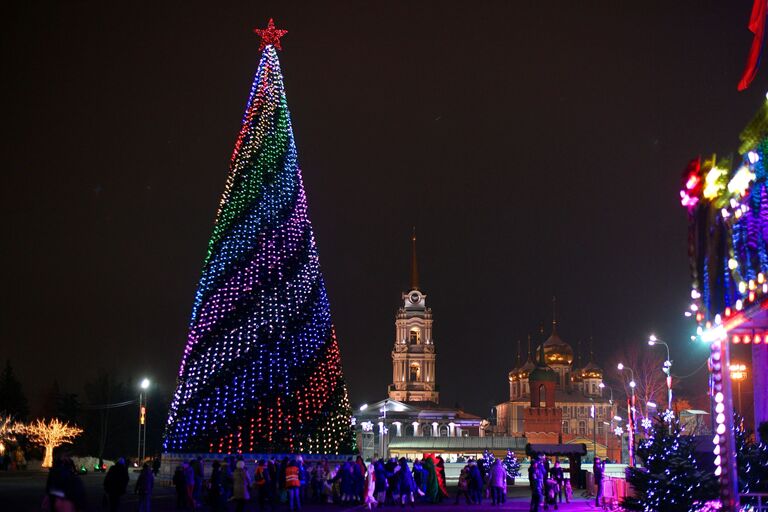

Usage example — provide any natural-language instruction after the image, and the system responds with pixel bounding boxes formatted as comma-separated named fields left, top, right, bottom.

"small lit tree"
left=20, top=418, right=82, bottom=468
left=503, top=448, right=521, bottom=479
left=0, top=415, right=19, bottom=456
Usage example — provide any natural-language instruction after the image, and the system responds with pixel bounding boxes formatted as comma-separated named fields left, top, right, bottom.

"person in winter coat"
left=550, top=460, right=565, bottom=504
left=434, top=456, right=449, bottom=501
left=354, top=456, right=366, bottom=501
left=468, top=460, right=484, bottom=505
left=285, top=459, right=301, bottom=511
left=373, top=460, right=389, bottom=505
left=421, top=456, right=439, bottom=503
left=339, top=460, right=357, bottom=503
left=183, top=461, right=196, bottom=510
left=363, top=462, right=377, bottom=510
left=135, top=463, right=154, bottom=512
left=593, top=457, right=605, bottom=507
left=46, top=456, right=86, bottom=512
left=192, top=457, right=204, bottom=507
left=252, top=459, right=271, bottom=511
left=529, top=459, right=544, bottom=512
left=454, top=465, right=471, bottom=505
left=412, top=459, right=427, bottom=499
left=103, top=458, right=129, bottom=512
left=489, top=459, right=507, bottom=505
left=208, top=461, right=223, bottom=512
left=232, top=460, right=251, bottom=512
left=172, top=465, right=187, bottom=509
left=397, top=458, right=416, bottom=508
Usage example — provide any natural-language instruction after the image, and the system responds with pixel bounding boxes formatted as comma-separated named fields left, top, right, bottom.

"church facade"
left=494, top=316, right=621, bottom=461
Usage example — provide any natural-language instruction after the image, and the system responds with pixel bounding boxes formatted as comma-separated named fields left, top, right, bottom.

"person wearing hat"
left=232, top=460, right=251, bottom=512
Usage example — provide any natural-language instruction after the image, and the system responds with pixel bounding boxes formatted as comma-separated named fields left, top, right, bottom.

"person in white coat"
left=363, top=462, right=378, bottom=510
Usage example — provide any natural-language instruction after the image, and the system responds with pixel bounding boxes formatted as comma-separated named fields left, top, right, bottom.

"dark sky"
left=2, top=1, right=766, bottom=418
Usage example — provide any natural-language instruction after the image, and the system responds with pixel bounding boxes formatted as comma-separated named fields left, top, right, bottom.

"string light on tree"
left=164, top=19, right=354, bottom=455
left=20, top=419, right=83, bottom=468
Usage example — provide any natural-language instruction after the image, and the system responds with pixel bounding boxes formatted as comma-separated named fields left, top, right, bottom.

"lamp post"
left=649, top=335, right=673, bottom=411
left=729, top=363, right=748, bottom=414
left=379, top=400, right=389, bottom=459
left=590, top=399, right=597, bottom=461
left=137, top=378, right=150, bottom=464
left=617, top=363, right=636, bottom=466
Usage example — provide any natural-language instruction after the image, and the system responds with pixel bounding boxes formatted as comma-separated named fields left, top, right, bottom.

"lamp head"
left=140, top=378, right=150, bottom=390
left=599, top=382, right=605, bottom=389
left=629, top=380, right=636, bottom=389
left=617, top=363, right=624, bottom=370
left=614, top=416, right=623, bottom=421
left=649, top=334, right=657, bottom=343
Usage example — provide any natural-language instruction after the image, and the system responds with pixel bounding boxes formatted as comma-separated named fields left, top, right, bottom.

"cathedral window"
left=562, top=421, right=569, bottom=434
left=578, top=421, right=586, bottom=436
left=409, top=362, right=421, bottom=381
left=409, top=328, right=421, bottom=344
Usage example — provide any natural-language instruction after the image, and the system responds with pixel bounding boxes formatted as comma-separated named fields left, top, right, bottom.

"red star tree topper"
left=253, top=18, right=288, bottom=51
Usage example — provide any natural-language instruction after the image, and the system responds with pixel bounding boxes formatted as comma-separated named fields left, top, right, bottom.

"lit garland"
left=681, top=133, right=768, bottom=332
left=19, top=418, right=83, bottom=468
left=164, top=22, right=354, bottom=455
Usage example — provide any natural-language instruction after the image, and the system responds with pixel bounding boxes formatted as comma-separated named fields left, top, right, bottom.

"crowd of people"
left=172, top=454, right=450, bottom=511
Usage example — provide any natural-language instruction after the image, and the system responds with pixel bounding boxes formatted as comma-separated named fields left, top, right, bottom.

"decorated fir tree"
left=734, top=415, right=768, bottom=496
left=622, top=415, right=717, bottom=511
left=503, top=448, right=521, bottom=479
left=164, top=19, right=354, bottom=454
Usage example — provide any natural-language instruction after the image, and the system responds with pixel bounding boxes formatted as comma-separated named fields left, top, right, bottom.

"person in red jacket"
left=285, top=459, right=301, bottom=511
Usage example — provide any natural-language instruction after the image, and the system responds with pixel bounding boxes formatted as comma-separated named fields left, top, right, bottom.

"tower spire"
left=589, top=336, right=594, bottom=362
left=410, top=227, right=419, bottom=291
left=516, top=339, right=522, bottom=366
left=527, top=334, right=532, bottom=361
left=552, top=296, right=558, bottom=332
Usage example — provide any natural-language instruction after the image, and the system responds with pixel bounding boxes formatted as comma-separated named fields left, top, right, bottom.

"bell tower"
left=389, top=230, right=439, bottom=404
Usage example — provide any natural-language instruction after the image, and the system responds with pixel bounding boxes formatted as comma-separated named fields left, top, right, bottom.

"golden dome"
left=543, top=328, right=573, bottom=366
left=509, top=359, right=535, bottom=382
left=580, top=361, right=603, bottom=379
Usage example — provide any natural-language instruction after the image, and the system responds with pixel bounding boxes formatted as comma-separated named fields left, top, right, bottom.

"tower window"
left=409, top=362, right=421, bottom=381
left=409, top=328, right=421, bottom=344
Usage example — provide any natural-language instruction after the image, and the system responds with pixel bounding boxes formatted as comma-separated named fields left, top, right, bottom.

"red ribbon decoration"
left=738, top=0, right=767, bottom=91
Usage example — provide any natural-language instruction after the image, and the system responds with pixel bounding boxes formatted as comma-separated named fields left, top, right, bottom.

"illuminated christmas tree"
left=623, top=415, right=717, bottom=511
left=164, top=19, right=354, bottom=454
left=502, top=448, right=521, bottom=479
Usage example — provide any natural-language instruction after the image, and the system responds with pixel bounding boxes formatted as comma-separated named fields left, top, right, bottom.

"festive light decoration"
left=502, top=448, right=521, bottom=479
left=0, top=415, right=19, bottom=456
left=253, top=18, right=288, bottom=51
left=164, top=22, right=354, bottom=455
left=19, top=418, right=83, bottom=468
left=622, top=415, right=718, bottom=511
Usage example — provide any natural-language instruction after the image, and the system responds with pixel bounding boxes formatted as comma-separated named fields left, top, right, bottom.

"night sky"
left=2, top=1, right=766, bottom=418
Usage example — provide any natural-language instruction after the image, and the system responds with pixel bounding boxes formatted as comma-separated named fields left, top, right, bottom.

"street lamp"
left=729, top=363, right=748, bottom=414
left=599, top=382, right=613, bottom=405
left=137, top=378, right=150, bottom=465
left=379, top=400, right=389, bottom=458
left=617, top=363, right=636, bottom=466
left=648, top=335, right=674, bottom=411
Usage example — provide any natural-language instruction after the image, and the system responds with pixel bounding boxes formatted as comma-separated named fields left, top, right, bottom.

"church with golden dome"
left=494, top=304, right=621, bottom=460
